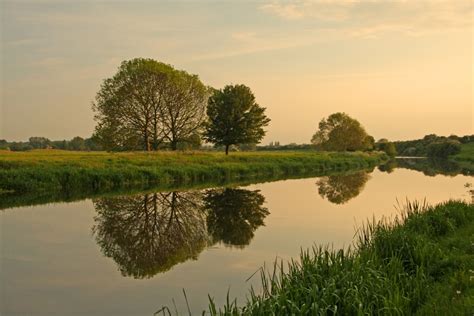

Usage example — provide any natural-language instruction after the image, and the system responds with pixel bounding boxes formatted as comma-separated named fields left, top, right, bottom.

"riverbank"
left=452, top=142, right=474, bottom=172
left=204, top=200, right=473, bottom=315
left=0, top=150, right=386, bottom=197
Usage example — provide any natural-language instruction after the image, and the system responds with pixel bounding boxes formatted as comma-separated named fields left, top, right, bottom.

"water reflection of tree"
left=92, top=187, right=270, bottom=278
left=92, top=191, right=208, bottom=279
left=316, top=171, right=370, bottom=204
left=378, top=160, right=397, bottom=173
left=395, top=158, right=468, bottom=176
left=204, top=188, right=269, bottom=248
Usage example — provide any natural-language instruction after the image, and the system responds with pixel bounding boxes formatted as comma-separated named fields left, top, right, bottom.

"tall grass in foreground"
left=157, top=200, right=473, bottom=315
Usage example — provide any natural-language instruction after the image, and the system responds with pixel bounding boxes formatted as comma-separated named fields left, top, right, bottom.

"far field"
left=0, top=150, right=386, bottom=198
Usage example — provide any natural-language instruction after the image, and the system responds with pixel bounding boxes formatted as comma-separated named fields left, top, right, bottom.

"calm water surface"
left=1, top=163, right=472, bottom=315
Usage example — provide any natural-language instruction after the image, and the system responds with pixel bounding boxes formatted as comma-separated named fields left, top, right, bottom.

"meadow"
left=0, top=150, right=386, bottom=197
left=198, top=200, right=474, bottom=315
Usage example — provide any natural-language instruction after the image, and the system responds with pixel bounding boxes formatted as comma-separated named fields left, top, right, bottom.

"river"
left=1, top=159, right=472, bottom=315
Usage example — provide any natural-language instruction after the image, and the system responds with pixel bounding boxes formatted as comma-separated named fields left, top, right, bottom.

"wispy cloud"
left=260, top=0, right=473, bottom=37
left=261, top=0, right=356, bottom=21
left=32, top=57, right=68, bottom=67
left=191, top=29, right=333, bottom=61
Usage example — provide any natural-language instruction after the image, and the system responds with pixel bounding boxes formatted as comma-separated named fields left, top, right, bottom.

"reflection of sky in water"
left=1, top=168, right=472, bottom=315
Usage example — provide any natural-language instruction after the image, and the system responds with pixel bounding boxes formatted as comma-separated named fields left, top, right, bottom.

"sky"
left=1, top=0, right=473, bottom=144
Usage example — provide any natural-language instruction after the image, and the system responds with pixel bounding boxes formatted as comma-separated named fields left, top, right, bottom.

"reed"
left=200, top=200, right=473, bottom=315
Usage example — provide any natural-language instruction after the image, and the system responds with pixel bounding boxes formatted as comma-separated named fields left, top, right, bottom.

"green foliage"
left=28, top=136, right=51, bottom=149
left=0, top=139, right=8, bottom=150
left=93, top=58, right=208, bottom=151
left=84, top=136, right=103, bottom=151
left=451, top=142, right=474, bottom=171
left=311, top=112, right=373, bottom=152
left=0, top=136, right=103, bottom=152
left=68, top=136, right=86, bottom=151
left=257, top=143, right=315, bottom=151
left=205, top=84, right=270, bottom=155
left=176, top=133, right=202, bottom=150
left=204, top=200, right=474, bottom=315
left=394, top=134, right=473, bottom=157
left=376, top=139, right=397, bottom=157
left=7, top=142, right=33, bottom=151
left=426, top=140, right=461, bottom=158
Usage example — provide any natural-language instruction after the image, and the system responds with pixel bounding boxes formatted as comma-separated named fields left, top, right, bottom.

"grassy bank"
left=202, top=200, right=473, bottom=315
left=452, top=142, right=474, bottom=171
left=0, top=150, right=386, bottom=197
left=0, top=167, right=377, bottom=211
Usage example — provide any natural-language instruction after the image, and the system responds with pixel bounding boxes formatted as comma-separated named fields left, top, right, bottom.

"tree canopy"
left=93, top=58, right=209, bottom=151
left=376, top=139, right=397, bottom=157
left=311, top=112, right=373, bottom=152
left=426, top=140, right=461, bottom=158
left=204, top=84, right=270, bottom=155
left=394, top=134, right=470, bottom=157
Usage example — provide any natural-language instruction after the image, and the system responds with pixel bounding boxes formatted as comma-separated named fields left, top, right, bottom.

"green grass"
left=0, top=150, right=386, bottom=198
left=452, top=142, right=474, bottom=171
left=195, top=200, right=474, bottom=315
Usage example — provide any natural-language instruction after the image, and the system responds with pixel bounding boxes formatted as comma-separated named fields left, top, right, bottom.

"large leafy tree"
left=204, top=84, right=270, bottom=155
left=157, top=69, right=209, bottom=150
left=311, top=112, right=373, bottom=152
left=93, top=58, right=208, bottom=151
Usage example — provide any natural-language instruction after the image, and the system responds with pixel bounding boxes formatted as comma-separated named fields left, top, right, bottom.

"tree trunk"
left=152, top=120, right=159, bottom=151
left=225, top=144, right=229, bottom=155
left=171, top=140, right=177, bottom=151
left=144, top=130, right=150, bottom=151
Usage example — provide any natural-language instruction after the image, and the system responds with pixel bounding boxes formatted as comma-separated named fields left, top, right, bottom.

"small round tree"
left=311, top=112, right=373, bottom=152
left=204, top=84, right=270, bottom=155
left=376, top=139, right=397, bottom=157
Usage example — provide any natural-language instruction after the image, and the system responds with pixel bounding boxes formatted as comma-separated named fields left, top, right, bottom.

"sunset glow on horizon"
left=1, top=0, right=472, bottom=143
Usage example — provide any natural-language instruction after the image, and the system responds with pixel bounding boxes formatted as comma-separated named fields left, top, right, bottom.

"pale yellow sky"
left=1, top=0, right=473, bottom=143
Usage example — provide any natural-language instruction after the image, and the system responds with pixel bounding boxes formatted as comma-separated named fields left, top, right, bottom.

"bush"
left=426, top=140, right=461, bottom=158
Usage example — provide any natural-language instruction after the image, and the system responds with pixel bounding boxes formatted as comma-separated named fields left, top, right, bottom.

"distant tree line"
left=394, top=134, right=472, bottom=158
left=257, top=143, right=314, bottom=151
left=375, top=139, right=397, bottom=157
left=0, top=136, right=102, bottom=151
